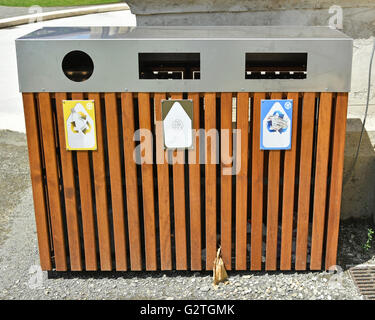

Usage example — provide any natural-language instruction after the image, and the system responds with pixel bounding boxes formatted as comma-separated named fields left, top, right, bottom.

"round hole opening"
left=62, top=50, right=94, bottom=82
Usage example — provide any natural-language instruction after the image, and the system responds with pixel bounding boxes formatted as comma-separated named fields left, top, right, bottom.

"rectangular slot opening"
left=139, top=53, right=200, bottom=80
left=245, top=53, right=307, bottom=79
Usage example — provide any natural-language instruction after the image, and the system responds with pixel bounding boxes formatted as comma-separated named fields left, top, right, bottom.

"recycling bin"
left=16, top=26, right=352, bottom=271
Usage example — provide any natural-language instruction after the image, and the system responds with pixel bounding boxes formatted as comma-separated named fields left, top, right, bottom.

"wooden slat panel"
left=235, top=92, right=249, bottom=270
left=154, top=92, right=172, bottom=270
left=250, top=92, right=265, bottom=271
left=280, top=92, right=299, bottom=270
left=265, top=92, right=282, bottom=271
left=23, top=93, right=52, bottom=271
left=170, top=92, right=187, bottom=270
left=89, top=93, right=112, bottom=271
left=138, top=92, right=157, bottom=270
left=55, top=93, right=82, bottom=271
left=310, top=92, right=333, bottom=270
left=295, top=92, right=316, bottom=270
left=205, top=92, right=217, bottom=270
left=121, top=92, right=142, bottom=270
left=172, top=152, right=187, bottom=269
left=325, top=93, right=348, bottom=269
left=72, top=92, right=97, bottom=270
left=104, top=93, right=127, bottom=271
left=188, top=93, right=202, bottom=271
left=220, top=92, right=233, bottom=270
left=38, top=92, right=67, bottom=271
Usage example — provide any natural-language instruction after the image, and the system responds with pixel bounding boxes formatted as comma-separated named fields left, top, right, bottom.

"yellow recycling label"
left=63, top=100, right=97, bottom=151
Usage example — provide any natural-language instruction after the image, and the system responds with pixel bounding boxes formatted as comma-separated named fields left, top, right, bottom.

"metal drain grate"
left=350, top=265, right=375, bottom=300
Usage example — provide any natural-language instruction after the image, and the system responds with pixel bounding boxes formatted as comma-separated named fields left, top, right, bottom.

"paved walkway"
left=0, top=10, right=136, bottom=133
left=0, top=6, right=77, bottom=19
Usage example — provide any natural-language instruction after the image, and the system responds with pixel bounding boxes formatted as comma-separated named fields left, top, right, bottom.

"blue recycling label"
left=260, top=99, right=293, bottom=150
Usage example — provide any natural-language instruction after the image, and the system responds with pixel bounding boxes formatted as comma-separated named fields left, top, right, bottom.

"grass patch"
left=0, top=0, right=121, bottom=7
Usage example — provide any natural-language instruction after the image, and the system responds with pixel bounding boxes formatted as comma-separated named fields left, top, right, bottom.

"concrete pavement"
left=0, top=6, right=76, bottom=19
left=0, top=10, right=136, bottom=133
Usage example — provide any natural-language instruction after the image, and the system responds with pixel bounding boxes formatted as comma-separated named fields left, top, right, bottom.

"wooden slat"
left=204, top=92, right=217, bottom=270
left=71, top=92, right=97, bottom=271
left=121, top=92, right=142, bottom=270
left=265, top=92, right=282, bottom=271
left=170, top=92, right=188, bottom=270
left=310, top=93, right=333, bottom=270
left=235, top=92, right=249, bottom=270
left=38, top=92, right=67, bottom=271
left=188, top=93, right=202, bottom=271
left=89, top=93, right=112, bottom=271
left=295, top=92, right=316, bottom=270
left=23, top=93, right=52, bottom=271
left=55, top=93, right=82, bottom=271
left=251, top=92, right=265, bottom=271
left=104, top=93, right=127, bottom=271
left=138, top=92, right=157, bottom=270
left=325, top=93, right=348, bottom=269
left=220, top=92, right=233, bottom=270
left=77, top=152, right=98, bottom=271
left=280, top=92, right=299, bottom=270
left=154, top=92, right=172, bottom=270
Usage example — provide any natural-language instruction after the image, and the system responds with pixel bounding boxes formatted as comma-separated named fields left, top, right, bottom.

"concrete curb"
left=0, top=3, right=129, bottom=29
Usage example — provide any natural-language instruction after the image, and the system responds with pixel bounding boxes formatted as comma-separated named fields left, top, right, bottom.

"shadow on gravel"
left=48, top=214, right=375, bottom=280
left=48, top=270, right=211, bottom=280
left=47, top=268, right=318, bottom=280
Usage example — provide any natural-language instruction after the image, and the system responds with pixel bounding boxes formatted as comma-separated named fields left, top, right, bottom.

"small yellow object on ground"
left=213, top=247, right=228, bottom=285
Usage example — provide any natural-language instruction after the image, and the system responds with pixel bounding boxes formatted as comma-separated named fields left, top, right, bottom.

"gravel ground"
left=0, top=130, right=29, bottom=246
left=0, top=129, right=373, bottom=300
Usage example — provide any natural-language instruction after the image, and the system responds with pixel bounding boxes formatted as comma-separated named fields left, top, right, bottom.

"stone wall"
left=126, top=0, right=375, bottom=38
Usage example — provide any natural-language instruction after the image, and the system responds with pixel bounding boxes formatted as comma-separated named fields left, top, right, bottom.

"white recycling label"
left=162, top=100, right=193, bottom=149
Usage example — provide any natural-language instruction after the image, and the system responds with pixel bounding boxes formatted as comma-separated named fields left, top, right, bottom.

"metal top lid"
left=16, top=26, right=353, bottom=93
left=18, top=26, right=352, bottom=40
